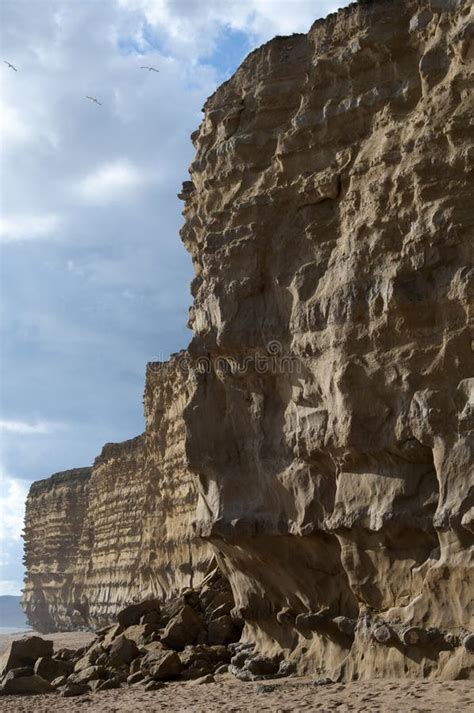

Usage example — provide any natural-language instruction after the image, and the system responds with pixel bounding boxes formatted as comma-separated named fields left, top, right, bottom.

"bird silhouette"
left=85, top=96, right=102, bottom=106
left=4, top=61, right=17, bottom=71
left=141, top=66, right=159, bottom=72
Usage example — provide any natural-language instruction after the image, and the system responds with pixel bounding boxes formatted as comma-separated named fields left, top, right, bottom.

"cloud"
left=0, top=580, right=24, bottom=596
left=117, top=0, right=341, bottom=59
left=0, top=420, right=66, bottom=435
left=77, top=159, right=146, bottom=204
left=0, top=214, right=61, bottom=243
left=0, top=472, right=28, bottom=544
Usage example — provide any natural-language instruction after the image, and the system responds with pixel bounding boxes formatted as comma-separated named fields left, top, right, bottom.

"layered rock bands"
left=23, top=0, right=473, bottom=680
left=22, top=357, right=211, bottom=632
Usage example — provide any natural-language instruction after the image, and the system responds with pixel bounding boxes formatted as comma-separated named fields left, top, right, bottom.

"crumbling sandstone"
left=20, top=0, right=473, bottom=683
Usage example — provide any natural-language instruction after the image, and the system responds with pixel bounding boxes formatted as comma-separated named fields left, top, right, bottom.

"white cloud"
left=0, top=580, right=24, bottom=596
left=0, top=420, right=65, bottom=435
left=0, top=214, right=61, bottom=243
left=0, top=102, right=33, bottom=144
left=117, top=0, right=341, bottom=59
left=76, top=159, right=146, bottom=203
left=0, top=473, right=28, bottom=544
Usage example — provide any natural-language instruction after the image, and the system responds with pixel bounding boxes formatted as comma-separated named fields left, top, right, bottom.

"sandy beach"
left=1, top=632, right=473, bottom=712
left=0, top=674, right=473, bottom=712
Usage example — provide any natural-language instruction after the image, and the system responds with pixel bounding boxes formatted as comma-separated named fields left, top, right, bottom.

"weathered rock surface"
left=0, top=637, right=53, bottom=676
left=20, top=0, right=473, bottom=683
left=22, top=357, right=211, bottom=632
left=179, top=0, right=474, bottom=681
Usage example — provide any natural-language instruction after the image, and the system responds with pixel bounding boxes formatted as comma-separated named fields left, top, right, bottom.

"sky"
left=0, top=0, right=346, bottom=597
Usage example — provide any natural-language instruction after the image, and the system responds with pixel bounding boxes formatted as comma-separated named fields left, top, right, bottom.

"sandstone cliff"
left=179, top=0, right=474, bottom=680
left=22, top=356, right=211, bottom=632
left=23, top=0, right=473, bottom=680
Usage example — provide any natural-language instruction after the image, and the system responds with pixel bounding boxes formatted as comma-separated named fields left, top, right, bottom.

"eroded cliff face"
left=23, top=469, right=91, bottom=632
left=22, top=356, right=211, bottom=632
left=179, top=0, right=474, bottom=679
left=22, top=0, right=472, bottom=680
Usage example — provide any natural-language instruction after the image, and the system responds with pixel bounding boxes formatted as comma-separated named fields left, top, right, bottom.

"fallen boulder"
left=0, top=636, right=53, bottom=676
left=109, top=636, right=140, bottom=667
left=141, top=649, right=182, bottom=680
left=161, top=605, right=204, bottom=650
left=117, top=599, right=161, bottom=628
left=34, top=656, right=73, bottom=681
left=2, top=673, right=53, bottom=695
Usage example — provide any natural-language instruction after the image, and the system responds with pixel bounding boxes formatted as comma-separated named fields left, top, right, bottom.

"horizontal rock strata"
left=180, top=0, right=474, bottom=680
left=22, top=0, right=473, bottom=681
left=22, top=356, right=211, bottom=632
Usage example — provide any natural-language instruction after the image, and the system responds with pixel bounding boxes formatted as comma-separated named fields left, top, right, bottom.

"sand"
left=0, top=676, right=473, bottom=712
left=0, top=632, right=472, bottom=711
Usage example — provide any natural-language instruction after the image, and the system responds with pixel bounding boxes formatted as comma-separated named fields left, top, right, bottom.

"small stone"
left=190, top=674, right=215, bottom=685
left=373, top=624, right=393, bottom=644
left=230, top=650, right=250, bottom=668
left=214, top=664, right=228, bottom=674
left=245, top=655, right=280, bottom=676
left=313, top=677, right=333, bottom=686
left=256, top=683, right=276, bottom=693
left=462, top=632, right=474, bottom=652
left=93, top=677, right=121, bottom=691
left=51, top=675, right=68, bottom=688
left=399, top=626, right=426, bottom=646
left=59, top=681, right=90, bottom=697
left=144, top=680, right=165, bottom=691
left=127, top=671, right=144, bottom=684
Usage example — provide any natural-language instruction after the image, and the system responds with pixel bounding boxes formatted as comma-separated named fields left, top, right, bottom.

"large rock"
left=34, top=656, right=73, bottom=681
left=108, top=636, right=140, bottom=666
left=161, top=605, right=204, bottom=650
left=68, top=665, right=106, bottom=684
left=121, top=623, right=156, bottom=645
left=117, top=600, right=161, bottom=628
left=207, top=615, right=240, bottom=646
left=140, top=650, right=182, bottom=680
left=0, top=637, right=53, bottom=676
left=1, top=673, right=53, bottom=694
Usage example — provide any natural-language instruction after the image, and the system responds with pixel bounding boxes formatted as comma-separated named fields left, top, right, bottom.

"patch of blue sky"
left=205, top=26, right=253, bottom=80
left=117, top=20, right=164, bottom=57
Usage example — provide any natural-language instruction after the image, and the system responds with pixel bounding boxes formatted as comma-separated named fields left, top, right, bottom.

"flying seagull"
left=86, top=95, right=102, bottom=106
left=4, top=61, right=17, bottom=71
left=141, top=66, right=159, bottom=72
